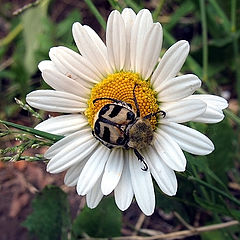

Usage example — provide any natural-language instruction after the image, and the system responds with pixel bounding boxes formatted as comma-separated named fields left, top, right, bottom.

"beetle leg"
left=134, top=149, right=148, bottom=171
left=144, top=110, right=166, bottom=119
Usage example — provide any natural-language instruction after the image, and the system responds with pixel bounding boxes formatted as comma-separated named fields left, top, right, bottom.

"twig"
left=13, top=0, right=41, bottom=15
left=87, top=220, right=239, bottom=240
left=174, top=211, right=194, bottom=231
left=0, top=58, right=14, bottom=71
left=133, top=213, right=146, bottom=235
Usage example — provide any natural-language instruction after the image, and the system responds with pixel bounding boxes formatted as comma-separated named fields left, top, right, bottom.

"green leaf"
left=201, top=230, right=231, bottom=240
left=71, top=197, right=122, bottom=238
left=23, top=185, right=71, bottom=240
left=21, top=0, right=50, bottom=74
left=207, top=119, right=235, bottom=181
left=187, top=153, right=228, bottom=192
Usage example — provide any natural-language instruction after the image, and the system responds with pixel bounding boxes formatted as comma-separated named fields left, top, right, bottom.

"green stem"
left=231, top=0, right=237, bottom=32
left=188, top=176, right=240, bottom=207
left=84, top=0, right=107, bottom=29
left=225, top=109, right=240, bottom=126
left=191, top=164, right=210, bottom=202
left=230, top=0, right=240, bottom=106
left=0, top=120, right=63, bottom=142
left=0, top=23, right=23, bottom=47
left=107, top=0, right=122, bottom=11
left=208, top=0, right=231, bottom=33
left=153, top=0, right=165, bottom=21
left=124, top=0, right=142, bottom=12
left=200, top=0, right=208, bottom=82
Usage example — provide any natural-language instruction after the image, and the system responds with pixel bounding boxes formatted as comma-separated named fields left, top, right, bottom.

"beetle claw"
left=134, top=149, right=148, bottom=171
left=141, top=160, right=148, bottom=171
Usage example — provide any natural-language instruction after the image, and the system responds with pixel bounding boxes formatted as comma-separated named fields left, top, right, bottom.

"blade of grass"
left=84, top=0, right=106, bottom=29
left=231, top=0, right=240, bottom=106
left=165, top=0, right=195, bottom=31
left=188, top=176, right=240, bottom=207
left=0, top=23, right=23, bottom=47
left=231, top=0, right=237, bottom=32
left=152, top=0, right=165, bottom=22
left=107, top=0, right=122, bottom=11
left=123, top=0, right=142, bottom=12
left=0, top=120, right=64, bottom=142
left=208, top=0, right=231, bottom=33
left=200, top=0, right=208, bottom=82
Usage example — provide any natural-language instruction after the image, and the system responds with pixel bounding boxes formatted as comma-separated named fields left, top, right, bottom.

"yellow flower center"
left=85, top=71, right=159, bottom=129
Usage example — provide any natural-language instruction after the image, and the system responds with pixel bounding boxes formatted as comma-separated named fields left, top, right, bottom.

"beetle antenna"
left=134, top=149, right=148, bottom=171
left=93, top=97, right=122, bottom=104
left=133, top=84, right=141, bottom=117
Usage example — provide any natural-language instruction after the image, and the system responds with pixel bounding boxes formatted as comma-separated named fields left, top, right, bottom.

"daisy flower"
left=26, top=8, right=228, bottom=216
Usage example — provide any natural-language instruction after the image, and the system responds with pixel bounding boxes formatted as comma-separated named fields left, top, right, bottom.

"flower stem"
left=84, top=0, right=107, bottom=29
left=199, top=0, right=208, bottom=83
left=0, top=120, right=63, bottom=142
left=153, top=0, right=165, bottom=21
left=107, top=0, right=122, bottom=11
left=0, top=23, right=23, bottom=47
left=230, top=0, right=240, bottom=106
left=208, top=0, right=231, bottom=33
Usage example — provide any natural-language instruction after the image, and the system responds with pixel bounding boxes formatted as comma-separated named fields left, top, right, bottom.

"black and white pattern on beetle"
left=92, top=85, right=166, bottom=171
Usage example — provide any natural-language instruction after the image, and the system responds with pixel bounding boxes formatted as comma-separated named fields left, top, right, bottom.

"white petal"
left=129, top=150, right=155, bottom=216
left=143, top=146, right=177, bottom=196
left=154, top=131, right=186, bottom=171
left=44, top=128, right=91, bottom=159
left=41, top=68, right=90, bottom=99
left=77, top=145, right=111, bottom=195
left=46, top=129, right=99, bottom=173
left=106, top=10, right=126, bottom=71
left=139, top=23, right=163, bottom=80
left=72, top=22, right=112, bottom=76
left=160, top=121, right=214, bottom=155
left=114, top=152, right=133, bottom=211
left=187, top=94, right=228, bottom=110
left=192, top=105, right=224, bottom=123
left=86, top=178, right=104, bottom=209
left=121, top=8, right=136, bottom=69
left=26, top=90, right=87, bottom=113
left=157, top=74, right=201, bottom=102
left=38, top=60, right=55, bottom=72
left=35, top=114, right=88, bottom=136
left=160, top=99, right=207, bottom=123
left=49, top=46, right=102, bottom=85
left=101, top=148, right=124, bottom=195
left=64, top=160, right=86, bottom=187
left=185, top=94, right=227, bottom=123
left=130, top=9, right=153, bottom=73
left=152, top=40, right=190, bottom=89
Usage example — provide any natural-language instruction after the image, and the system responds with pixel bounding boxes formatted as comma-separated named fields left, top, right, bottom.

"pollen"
left=85, top=72, right=159, bottom=129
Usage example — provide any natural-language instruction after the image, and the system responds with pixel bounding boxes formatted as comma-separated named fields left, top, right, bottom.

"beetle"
left=92, top=84, right=166, bottom=171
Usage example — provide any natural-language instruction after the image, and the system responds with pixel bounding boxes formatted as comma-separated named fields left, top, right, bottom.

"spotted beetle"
left=92, top=84, right=166, bottom=171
